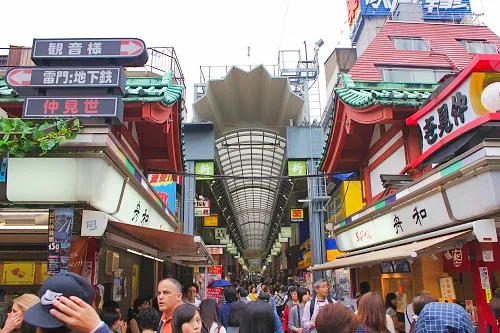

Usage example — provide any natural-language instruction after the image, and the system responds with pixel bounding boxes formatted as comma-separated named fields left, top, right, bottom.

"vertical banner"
left=68, top=238, right=89, bottom=274
left=48, top=208, right=74, bottom=274
left=206, top=265, right=223, bottom=305
left=194, top=267, right=206, bottom=300
left=82, top=237, right=99, bottom=285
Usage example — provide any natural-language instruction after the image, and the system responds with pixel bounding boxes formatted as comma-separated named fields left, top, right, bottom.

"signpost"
left=31, top=38, right=148, bottom=66
left=6, top=67, right=126, bottom=94
left=6, top=37, right=150, bottom=126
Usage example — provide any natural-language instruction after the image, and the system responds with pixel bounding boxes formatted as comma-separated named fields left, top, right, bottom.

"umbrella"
left=207, top=279, right=232, bottom=288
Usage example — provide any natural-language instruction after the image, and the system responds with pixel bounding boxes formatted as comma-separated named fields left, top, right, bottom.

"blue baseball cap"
left=24, top=272, right=95, bottom=328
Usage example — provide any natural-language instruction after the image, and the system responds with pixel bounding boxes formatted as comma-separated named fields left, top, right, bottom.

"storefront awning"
left=309, top=230, right=473, bottom=271
left=107, top=221, right=214, bottom=267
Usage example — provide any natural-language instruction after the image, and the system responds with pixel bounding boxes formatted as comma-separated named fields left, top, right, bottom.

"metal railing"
left=0, top=46, right=186, bottom=88
left=199, top=64, right=279, bottom=84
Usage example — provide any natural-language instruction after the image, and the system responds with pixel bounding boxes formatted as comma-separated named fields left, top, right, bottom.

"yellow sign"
left=40, top=262, right=51, bottom=283
left=486, top=288, right=492, bottom=303
left=291, top=208, right=304, bottom=223
left=204, top=215, right=218, bottom=227
left=2, top=262, right=35, bottom=285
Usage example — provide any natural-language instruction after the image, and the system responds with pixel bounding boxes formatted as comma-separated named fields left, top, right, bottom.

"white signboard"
left=281, top=227, right=292, bottom=238
left=194, top=200, right=210, bottom=217
left=215, top=228, right=226, bottom=240
left=336, top=192, right=453, bottom=251
left=417, top=74, right=500, bottom=154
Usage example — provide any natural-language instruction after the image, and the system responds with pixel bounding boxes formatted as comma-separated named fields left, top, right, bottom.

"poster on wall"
left=148, top=174, right=177, bottom=215
left=439, top=277, right=456, bottom=300
left=195, top=267, right=206, bottom=300
left=48, top=208, right=74, bottom=274
left=2, top=262, right=35, bottom=285
left=206, top=265, right=223, bottom=305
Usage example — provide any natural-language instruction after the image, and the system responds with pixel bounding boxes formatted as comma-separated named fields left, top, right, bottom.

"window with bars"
left=392, top=37, right=430, bottom=51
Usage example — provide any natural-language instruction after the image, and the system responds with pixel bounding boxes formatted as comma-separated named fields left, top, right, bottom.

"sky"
left=1, top=0, right=499, bottom=120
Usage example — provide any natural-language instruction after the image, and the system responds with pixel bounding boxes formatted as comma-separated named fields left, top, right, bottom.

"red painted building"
left=314, top=20, right=500, bottom=332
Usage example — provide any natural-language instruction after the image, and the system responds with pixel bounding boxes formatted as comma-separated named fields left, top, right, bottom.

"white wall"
left=369, top=145, right=406, bottom=196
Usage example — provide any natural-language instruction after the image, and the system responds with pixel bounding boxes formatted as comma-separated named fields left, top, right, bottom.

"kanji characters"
left=67, top=42, right=83, bottom=55
left=43, top=71, right=56, bottom=84
left=43, top=99, right=59, bottom=115
left=48, top=42, right=63, bottom=56
left=63, top=100, right=78, bottom=114
left=87, top=42, right=102, bottom=55
left=437, top=103, right=453, bottom=137
left=99, top=70, right=113, bottom=84
left=55, top=70, right=69, bottom=84
left=413, top=206, right=427, bottom=226
left=87, top=70, right=100, bottom=84
left=141, top=209, right=149, bottom=225
left=132, top=203, right=141, bottom=223
left=73, top=70, right=87, bottom=84
left=83, top=99, right=99, bottom=114
left=393, top=214, right=404, bottom=234
left=423, top=116, right=438, bottom=145
left=451, top=91, right=468, bottom=126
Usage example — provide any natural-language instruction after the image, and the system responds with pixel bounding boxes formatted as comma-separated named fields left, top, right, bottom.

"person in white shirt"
left=185, top=283, right=202, bottom=307
left=301, top=279, right=335, bottom=333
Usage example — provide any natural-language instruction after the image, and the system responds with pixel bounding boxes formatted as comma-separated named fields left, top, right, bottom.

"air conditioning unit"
left=105, top=251, right=119, bottom=275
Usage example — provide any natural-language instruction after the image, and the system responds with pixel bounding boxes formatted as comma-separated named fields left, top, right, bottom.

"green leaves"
left=0, top=118, right=81, bottom=158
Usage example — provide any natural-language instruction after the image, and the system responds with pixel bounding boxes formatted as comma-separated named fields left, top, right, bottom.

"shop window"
left=392, top=37, right=430, bottom=51
left=381, top=67, right=454, bottom=83
left=459, top=40, right=498, bottom=54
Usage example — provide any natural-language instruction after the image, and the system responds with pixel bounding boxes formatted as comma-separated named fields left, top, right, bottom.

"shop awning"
left=309, top=230, right=473, bottom=271
left=107, top=221, right=214, bottom=267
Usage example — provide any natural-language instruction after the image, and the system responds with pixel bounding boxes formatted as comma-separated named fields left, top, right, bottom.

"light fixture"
left=430, top=254, right=438, bottom=262
left=315, top=39, right=324, bottom=48
left=298, top=199, right=311, bottom=203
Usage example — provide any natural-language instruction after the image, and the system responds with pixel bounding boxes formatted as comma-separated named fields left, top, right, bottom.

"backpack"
left=309, top=295, right=334, bottom=317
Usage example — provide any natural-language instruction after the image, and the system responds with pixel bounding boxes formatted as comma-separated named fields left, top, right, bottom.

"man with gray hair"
left=301, top=279, right=335, bottom=333
left=156, top=278, right=184, bottom=333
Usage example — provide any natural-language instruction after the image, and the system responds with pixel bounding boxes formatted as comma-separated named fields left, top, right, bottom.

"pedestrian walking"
left=414, top=302, right=473, bottom=333
left=355, top=292, right=392, bottom=333
left=171, top=304, right=202, bottom=333
left=157, top=278, right=185, bottom=333
left=302, top=279, right=335, bottom=333
left=227, top=301, right=245, bottom=333
left=282, top=287, right=298, bottom=333
left=199, top=299, right=226, bottom=333
left=315, top=303, right=358, bottom=333
left=219, top=287, right=236, bottom=328
left=0, top=294, right=39, bottom=333
left=239, top=301, right=275, bottom=333
left=385, top=293, right=404, bottom=332
left=136, top=307, right=161, bottom=333
left=407, top=293, right=435, bottom=333
left=289, top=287, right=310, bottom=333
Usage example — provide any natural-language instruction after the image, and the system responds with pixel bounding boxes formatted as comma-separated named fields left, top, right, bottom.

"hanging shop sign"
left=195, top=200, right=211, bottom=217
left=208, top=247, right=224, bottom=255
left=203, top=215, right=218, bottom=228
left=407, top=55, right=500, bottom=167
left=31, top=38, right=148, bottom=66
left=48, top=208, right=74, bottom=275
left=288, top=160, right=307, bottom=177
left=290, top=208, right=304, bottom=223
left=439, top=276, right=456, bottom=300
left=442, top=243, right=472, bottom=273
left=195, top=161, right=214, bottom=180
left=215, top=228, right=226, bottom=240
left=281, top=227, right=292, bottom=238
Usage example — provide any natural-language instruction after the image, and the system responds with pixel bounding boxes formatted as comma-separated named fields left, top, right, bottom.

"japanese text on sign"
left=32, top=39, right=146, bottom=59
left=132, top=201, right=150, bottom=226
left=23, top=97, right=122, bottom=118
left=290, top=208, right=304, bottom=223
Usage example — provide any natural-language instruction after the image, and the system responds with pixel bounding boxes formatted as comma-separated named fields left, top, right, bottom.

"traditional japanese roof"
left=0, top=72, right=184, bottom=106
left=334, top=73, right=437, bottom=108
left=349, top=21, right=500, bottom=82
left=317, top=74, right=438, bottom=171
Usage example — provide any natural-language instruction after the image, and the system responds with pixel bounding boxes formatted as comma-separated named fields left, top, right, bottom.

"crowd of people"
left=2, top=273, right=500, bottom=333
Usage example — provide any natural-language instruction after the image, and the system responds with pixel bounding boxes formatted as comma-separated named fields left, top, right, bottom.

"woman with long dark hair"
left=172, top=304, right=202, bottom=333
left=227, top=301, right=245, bottom=333
left=385, top=293, right=404, bottom=332
left=288, top=288, right=310, bottom=333
left=281, top=287, right=298, bottom=333
left=239, top=301, right=275, bottom=333
left=199, top=299, right=226, bottom=333
left=356, top=292, right=391, bottom=333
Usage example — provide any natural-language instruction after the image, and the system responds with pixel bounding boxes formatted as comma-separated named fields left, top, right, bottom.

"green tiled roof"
left=334, top=73, right=438, bottom=108
left=317, top=74, right=439, bottom=170
left=0, top=71, right=183, bottom=106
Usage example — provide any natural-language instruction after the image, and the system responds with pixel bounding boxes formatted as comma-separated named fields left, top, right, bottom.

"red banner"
left=443, top=243, right=471, bottom=272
